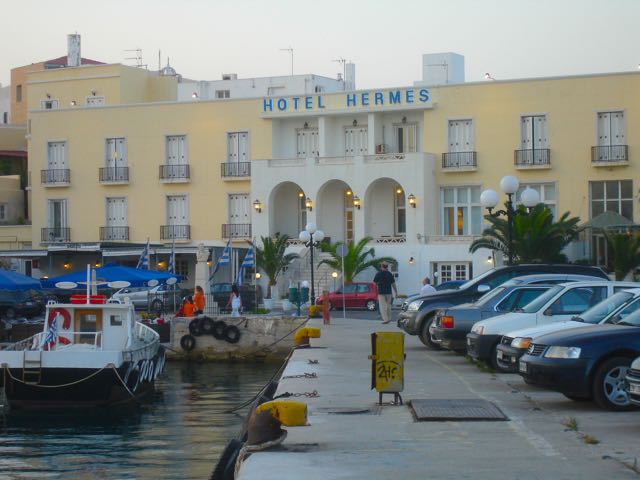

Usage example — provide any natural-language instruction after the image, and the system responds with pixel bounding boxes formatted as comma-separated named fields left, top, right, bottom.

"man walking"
left=373, top=262, right=397, bottom=324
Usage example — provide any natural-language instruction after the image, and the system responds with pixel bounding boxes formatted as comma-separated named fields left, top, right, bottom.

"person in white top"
left=420, top=277, right=437, bottom=296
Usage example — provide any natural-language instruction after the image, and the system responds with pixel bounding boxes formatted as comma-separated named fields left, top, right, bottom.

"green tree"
left=604, top=231, right=640, bottom=280
left=318, top=237, right=397, bottom=282
left=469, top=204, right=582, bottom=264
left=254, top=234, right=299, bottom=299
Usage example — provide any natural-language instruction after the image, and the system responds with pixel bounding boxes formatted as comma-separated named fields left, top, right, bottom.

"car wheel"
left=592, top=357, right=637, bottom=411
left=150, top=299, right=163, bottom=311
left=365, top=300, right=377, bottom=311
left=4, top=307, right=16, bottom=319
left=419, top=316, right=441, bottom=350
left=563, top=393, right=592, bottom=402
left=489, top=345, right=501, bottom=371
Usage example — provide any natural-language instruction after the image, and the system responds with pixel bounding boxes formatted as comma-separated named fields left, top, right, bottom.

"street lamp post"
left=480, top=176, right=540, bottom=265
left=299, top=222, right=325, bottom=305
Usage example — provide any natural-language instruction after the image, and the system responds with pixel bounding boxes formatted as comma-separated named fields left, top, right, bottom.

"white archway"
left=269, top=181, right=307, bottom=238
left=364, top=177, right=406, bottom=240
left=316, top=179, right=354, bottom=244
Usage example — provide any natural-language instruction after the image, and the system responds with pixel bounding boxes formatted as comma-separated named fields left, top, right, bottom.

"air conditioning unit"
left=376, top=144, right=388, bottom=154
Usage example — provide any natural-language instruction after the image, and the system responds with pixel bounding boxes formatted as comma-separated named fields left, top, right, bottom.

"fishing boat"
left=0, top=269, right=166, bottom=410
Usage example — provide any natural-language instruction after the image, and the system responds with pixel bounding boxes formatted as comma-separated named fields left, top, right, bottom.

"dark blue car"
left=519, top=310, right=640, bottom=411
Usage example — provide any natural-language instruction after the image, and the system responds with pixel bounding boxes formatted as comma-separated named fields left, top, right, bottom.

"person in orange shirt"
left=193, top=285, right=206, bottom=315
left=182, top=296, right=197, bottom=317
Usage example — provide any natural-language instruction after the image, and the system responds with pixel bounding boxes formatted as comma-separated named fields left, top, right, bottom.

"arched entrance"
left=317, top=180, right=354, bottom=244
left=269, top=181, right=307, bottom=238
left=364, top=178, right=406, bottom=241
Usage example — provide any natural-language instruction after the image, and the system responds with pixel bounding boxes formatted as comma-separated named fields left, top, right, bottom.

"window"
left=356, top=284, right=370, bottom=293
left=520, top=115, right=548, bottom=149
left=167, top=195, right=188, bottom=225
left=41, top=99, right=59, bottom=110
left=344, top=127, right=368, bottom=155
left=393, top=123, right=418, bottom=153
left=215, top=90, right=231, bottom=99
left=16, top=85, right=22, bottom=102
left=314, top=85, right=324, bottom=93
left=0, top=204, right=7, bottom=221
left=597, top=111, right=625, bottom=147
left=516, top=183, right=556, bottom=216
left=341, top=284, right=357, bottom=294
left=448, top=119, right=474, bottom=152
left=166, top=135, right=187, bottom=165
left=298, top=194, right=307, bottom=231
left=496, top=288, right=548, bottom=312
left=2, top=112, right=7, bottom=124
left=227, top=132, right=249, bottom=163
left=296, top=128, right=319, bottom=158
left=441, top=186, right=482, bottom=235
left=436, top=262, right=470, bottom=282
left=589, top=180, right=633, bottom=220
left=110, top=315, right=123, bottom=326
left=175, top=259, right=188, bottom=279
left=394, top=187, right=406, bottom=235
left=550, top=287, right=607, bottom=315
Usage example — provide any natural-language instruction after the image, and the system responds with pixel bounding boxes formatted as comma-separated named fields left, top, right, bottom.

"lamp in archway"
left=305, top=197, right=313, bottom=211
left=253, top=199, right=262, bottom=213
left=408, top=194, right=417, bottom=208
left=353, top=195, right=361, bottom=210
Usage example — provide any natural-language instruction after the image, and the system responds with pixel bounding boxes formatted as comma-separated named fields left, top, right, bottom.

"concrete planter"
left=263, top=298, right=275, bottom=310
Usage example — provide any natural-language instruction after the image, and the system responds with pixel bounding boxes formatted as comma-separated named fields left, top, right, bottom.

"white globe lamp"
left=500, top=175, right=520, bottom=195
left=520, top=187, right=541, bottom=208
left=480, top=189, right=499, bottom=209
left=305, top=222, right=317, bottom=234
left=314, top=230, right=325, bottom=242
left=299, top=230, right=311, bottom=243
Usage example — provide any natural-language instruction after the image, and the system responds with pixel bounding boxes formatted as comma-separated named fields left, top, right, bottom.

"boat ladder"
left=22, top=350, right=42, bottom=385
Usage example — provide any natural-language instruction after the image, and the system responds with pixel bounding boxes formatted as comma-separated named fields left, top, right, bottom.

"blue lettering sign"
left=305, top=96, right=313, bottom=109
left=318, top=95, right=325, bottom=108
left=419, top=88, right=429, bottom=102
left=293, top=97, right=300, bottom=110
left=277, top=98, right=287, bottom=111
left=361, top=92, right=370, bottom=106
left=263, top=98, right=273, bottom=112
left=374, top=92, right=384, bottom=105
left=405, top=90, right=414, bottom=103
left=346, top=94, right=357, bottom=107
left=389, top=91, right=401, bottom=104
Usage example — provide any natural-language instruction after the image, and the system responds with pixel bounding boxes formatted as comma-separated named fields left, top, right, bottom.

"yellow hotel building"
left=10, top=59, right=640, bottom=293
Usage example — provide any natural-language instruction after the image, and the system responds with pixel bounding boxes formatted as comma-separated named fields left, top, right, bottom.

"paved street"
left=239, top=316, right=640, bottom=479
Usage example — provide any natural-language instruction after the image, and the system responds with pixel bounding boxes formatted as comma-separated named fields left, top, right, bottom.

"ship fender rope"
left=234, top=431, right=288, bottom=479
left=5, top=363, right=112, bottom=389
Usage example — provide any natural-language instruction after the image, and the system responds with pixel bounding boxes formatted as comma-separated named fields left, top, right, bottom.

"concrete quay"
left=238, top=316, right=640, bottom=479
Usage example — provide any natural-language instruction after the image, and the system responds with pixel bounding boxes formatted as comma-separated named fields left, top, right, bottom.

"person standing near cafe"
left=373, top=262, right=397, bottom=324
left=193, top=285, right=206, bottom=315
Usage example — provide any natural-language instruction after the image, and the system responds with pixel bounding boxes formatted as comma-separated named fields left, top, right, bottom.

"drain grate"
left=409, top=399, right=508, bottom=421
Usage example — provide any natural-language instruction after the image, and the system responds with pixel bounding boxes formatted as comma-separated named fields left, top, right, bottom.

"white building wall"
left=415, top=52, right=465, bottom=86
left=0, top=84, right=10, bottom=124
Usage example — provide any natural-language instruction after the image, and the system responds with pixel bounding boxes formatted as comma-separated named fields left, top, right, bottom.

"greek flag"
left=136, top=238, right=150, bottom=270
left=236, top=246, right=254, bottom=285
left=43, top=314, right=58, bottom=349
left=210, top=238, right=232, bottom=280
left=168, top=238, right=175, bottom=274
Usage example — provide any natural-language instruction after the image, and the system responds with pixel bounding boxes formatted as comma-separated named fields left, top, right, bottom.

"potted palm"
left=318, top=237, right=397, bottom=281
left=254, top=233, right=299, bottom=310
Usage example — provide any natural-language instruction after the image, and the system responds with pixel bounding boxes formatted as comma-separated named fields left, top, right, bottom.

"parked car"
left=211, top=283, right=262, bottom=313
left=396, top=264, right=608, bottom=348
left=497, top=288, right=640, bottom=372
left=625, top=356, right=640, bottom=407
left=467, top=281, right=635, bottom=368
left=430, top=274, right=603, bottom=352
left=316, top=282, right=379, bottom=311
left=0, top=289, right=45, bottom=319
left=519, top=308, right=640, bottom=410
left=111, top=285, right=171, bottom=310
left=435, top=280, right=466, bottom=291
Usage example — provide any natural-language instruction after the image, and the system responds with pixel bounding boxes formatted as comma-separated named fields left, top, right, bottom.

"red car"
left=316, top=282, right=379, bottom=311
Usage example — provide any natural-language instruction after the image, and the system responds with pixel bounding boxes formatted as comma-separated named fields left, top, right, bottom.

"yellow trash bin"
left=369, top=331, right=404, bottom=405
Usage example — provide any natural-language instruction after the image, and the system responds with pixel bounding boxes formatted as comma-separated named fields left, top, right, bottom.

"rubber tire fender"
left=180, top=334, right=196, bottom=352
left=199, top=317, right=215, bottom=334
left=212, top=320, right=227, bottom=340
left=224, top=325, right=241, bottom=344
left=189, top=319, right=202, bottom=336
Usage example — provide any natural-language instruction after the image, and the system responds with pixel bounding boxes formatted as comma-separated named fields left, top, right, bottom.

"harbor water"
left=0, top=361, right=281, bottom=479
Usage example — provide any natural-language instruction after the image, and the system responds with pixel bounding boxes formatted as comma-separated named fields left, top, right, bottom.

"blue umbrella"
left=42, top=262, right=180, bottom=289
left=0, top=269, right=42, bottom=291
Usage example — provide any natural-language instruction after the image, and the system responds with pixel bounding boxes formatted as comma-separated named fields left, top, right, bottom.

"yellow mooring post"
left=369, top=331, right=405, bottom=405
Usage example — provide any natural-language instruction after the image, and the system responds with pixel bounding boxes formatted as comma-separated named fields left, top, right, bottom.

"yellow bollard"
left=256, top=400, right=308, bottom=426
left=294, top=327, right=321, bottom=346
left=368, top=331, right=405, bottom=405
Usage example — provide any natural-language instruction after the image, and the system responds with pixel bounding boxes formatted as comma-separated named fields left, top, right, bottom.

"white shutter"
left=47, top=142, right=66, bottom=169
left=106, top=138, right=126, bottom=167
left=358, top=127, right=368, bottom=154
left=310, top=129, right=319, bottom=156
left=449, top=120, right=471, bottom=153
left=106, top=198, right=127, bottom=227
left=296, top=130, right=306, bottom=157
left=238, top=132, right=249, bottom=162
left=611, top=111, right=624, bottom=145
left=167, top=136, right=186, bottom=165
left=534, top=116, right=548, bottom=148
left=296, top=128, right=319, bottom=157
left=167, top=195, right=188, bottom=225
left=597, top=112, right=611, bottom=147
left=227, top=133, right=238, bottom=163
left=521, top=116, right=533, bottom=149
left=229, top=194, right=250, bottom=224
left=344, top=128, right=355, bottom=155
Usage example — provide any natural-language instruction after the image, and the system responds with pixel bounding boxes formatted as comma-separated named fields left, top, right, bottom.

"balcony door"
left=227, top=132, right=249, bottom=164
left=596, top=111, right=625, bottom=161
left=47, top=141, right=67, bottom=170
left=448, top=120, right=473, bottom=153
left=106, top=197, right=127, bottom=240
left=167, top=195, right=188, bottom=226
left=47, top=199, right=67, bottom=241
left=344, top=127, right=368, bottom=156
left=166, top=135, right=187, bottom=166
left=296, top=128, right=319, bottom=158
left=229, top=194, right=250, bottom=225
left=106, top=138, right=127, bottom=168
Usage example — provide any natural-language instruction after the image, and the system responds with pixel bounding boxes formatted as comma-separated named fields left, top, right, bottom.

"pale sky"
left=2, top=0, right=639, bottom=88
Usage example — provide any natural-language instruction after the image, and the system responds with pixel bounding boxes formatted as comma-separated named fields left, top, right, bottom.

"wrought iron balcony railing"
left=591, top=145, right=628, bottom=163
left=160, top=224, right=191, bottom=240
left=41, top=169, right=70, bottom=185
left=99, top=167, right=129, bottom=183
left=221, top=162, right=251, bottom=178
left=514, top=148, right=551, bottom=167
left=41, top=227, right=70, bottom=243
left=222, top=223, right=251, bottom=239
left=442, top=151, right=477, bottom=169
left=100, top=226, right=130, bottom=241
left=159, top=164, right=190, bottom=180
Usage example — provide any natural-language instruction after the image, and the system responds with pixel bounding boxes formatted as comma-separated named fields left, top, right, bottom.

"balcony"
left=159, top=164, right=190, bottom=182
left=221, top=162, right=251, bottom=179
left=591, top=145, right=629, bottom=166
left=41, top=227, right=70, bottom=243
left=442, top=152, right=477, bottom=171
left=514, top=149, right=551, bottom=169
left=222, top=223, right=251, bottom=239
left=160, top=225, right=191, bottom=241
left=41, top=169, right=70, bottom=186
left=99, top=167, right=129, bottom=184
left=100, top=226, right=129, bottom=241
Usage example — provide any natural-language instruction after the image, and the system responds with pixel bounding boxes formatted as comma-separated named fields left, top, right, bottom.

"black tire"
left=150, top=299, right=163, bottom=311
left=365, top=300, right=378, bottom=312
left=224, top=325, right=241, bottom=344
left=419, top=316, right=441, bottom=349
left=210, top=439, right=244, bottom=480
left=488, top=344, right=501, bottom=371
left=4, top=307, right=16, bottom=319
left=592, top=356, right=637, bottom=411
left=212, top=321, right=227, bottom=340
left=188, top=319, right=202, bottom=336
left=199, top=317, right=215, bottom=334
left=180, top=334, right=196, bottom=352
left=563, top=393, right=592, bottom=402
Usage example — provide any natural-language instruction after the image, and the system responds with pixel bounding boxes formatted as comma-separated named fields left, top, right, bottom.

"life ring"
left=46, top=308, right=72, bottom=348
left=180, top=334, right=196, bottom=352
left=188, top=319, right=202, bottom=337
left=224, top=325, right=241, bottom=344
left=199, top=317, right=215, bottom=334
left=212, top=321, right=227, bottom=340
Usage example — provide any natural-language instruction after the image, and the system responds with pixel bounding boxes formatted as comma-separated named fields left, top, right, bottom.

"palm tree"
left=469, top=204, right=582, bottom=264
left=604, top=231, right=640, bottom=280
left=254, top=234, right=299, bottom=299
left=318, top=237, right=397, bottom=282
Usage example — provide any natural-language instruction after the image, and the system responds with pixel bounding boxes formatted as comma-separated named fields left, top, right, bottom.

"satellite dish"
left=147, top=279, right=159, bottom=287
left=166, top=277, right=178, bottom=285
left=107, top=280, right=131, bottom=289
left=55, top=281, right=78, bottom=289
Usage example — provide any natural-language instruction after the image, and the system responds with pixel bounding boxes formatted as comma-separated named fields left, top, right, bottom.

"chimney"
left=67, top=34, right=81, bottom=67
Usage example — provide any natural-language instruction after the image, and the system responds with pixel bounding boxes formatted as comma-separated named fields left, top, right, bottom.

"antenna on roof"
left=280, top=46, right=294, bottom=76
left=124, top=48, right=147, bottom=69
left=333, top=57, right=348, bottom=88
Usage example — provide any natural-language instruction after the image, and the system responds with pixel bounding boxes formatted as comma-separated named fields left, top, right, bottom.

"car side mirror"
left=477, top=284, right=490, bottom=293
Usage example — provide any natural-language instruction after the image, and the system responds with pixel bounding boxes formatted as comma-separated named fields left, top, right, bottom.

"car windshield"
left=458, top=269, right=497, bottom=290
left=576, top=291, right=634, bottom=324
left=521, top=285, right=564, bottom=313
left=473, top=287, right=507, bottom=307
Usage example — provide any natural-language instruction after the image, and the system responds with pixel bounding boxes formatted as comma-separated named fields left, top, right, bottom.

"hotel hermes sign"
left=262, top=87, right=431, bottom=115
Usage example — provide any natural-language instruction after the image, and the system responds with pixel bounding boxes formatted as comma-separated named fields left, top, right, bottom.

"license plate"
left=496, top=351, right=503, bottom=360
left=629, top=383, right=640, bottom=395
left=519, top=361, right=528, bottom=374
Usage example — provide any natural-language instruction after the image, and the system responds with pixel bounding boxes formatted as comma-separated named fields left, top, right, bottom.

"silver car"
left=110, top=285, right=169, bottom=310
